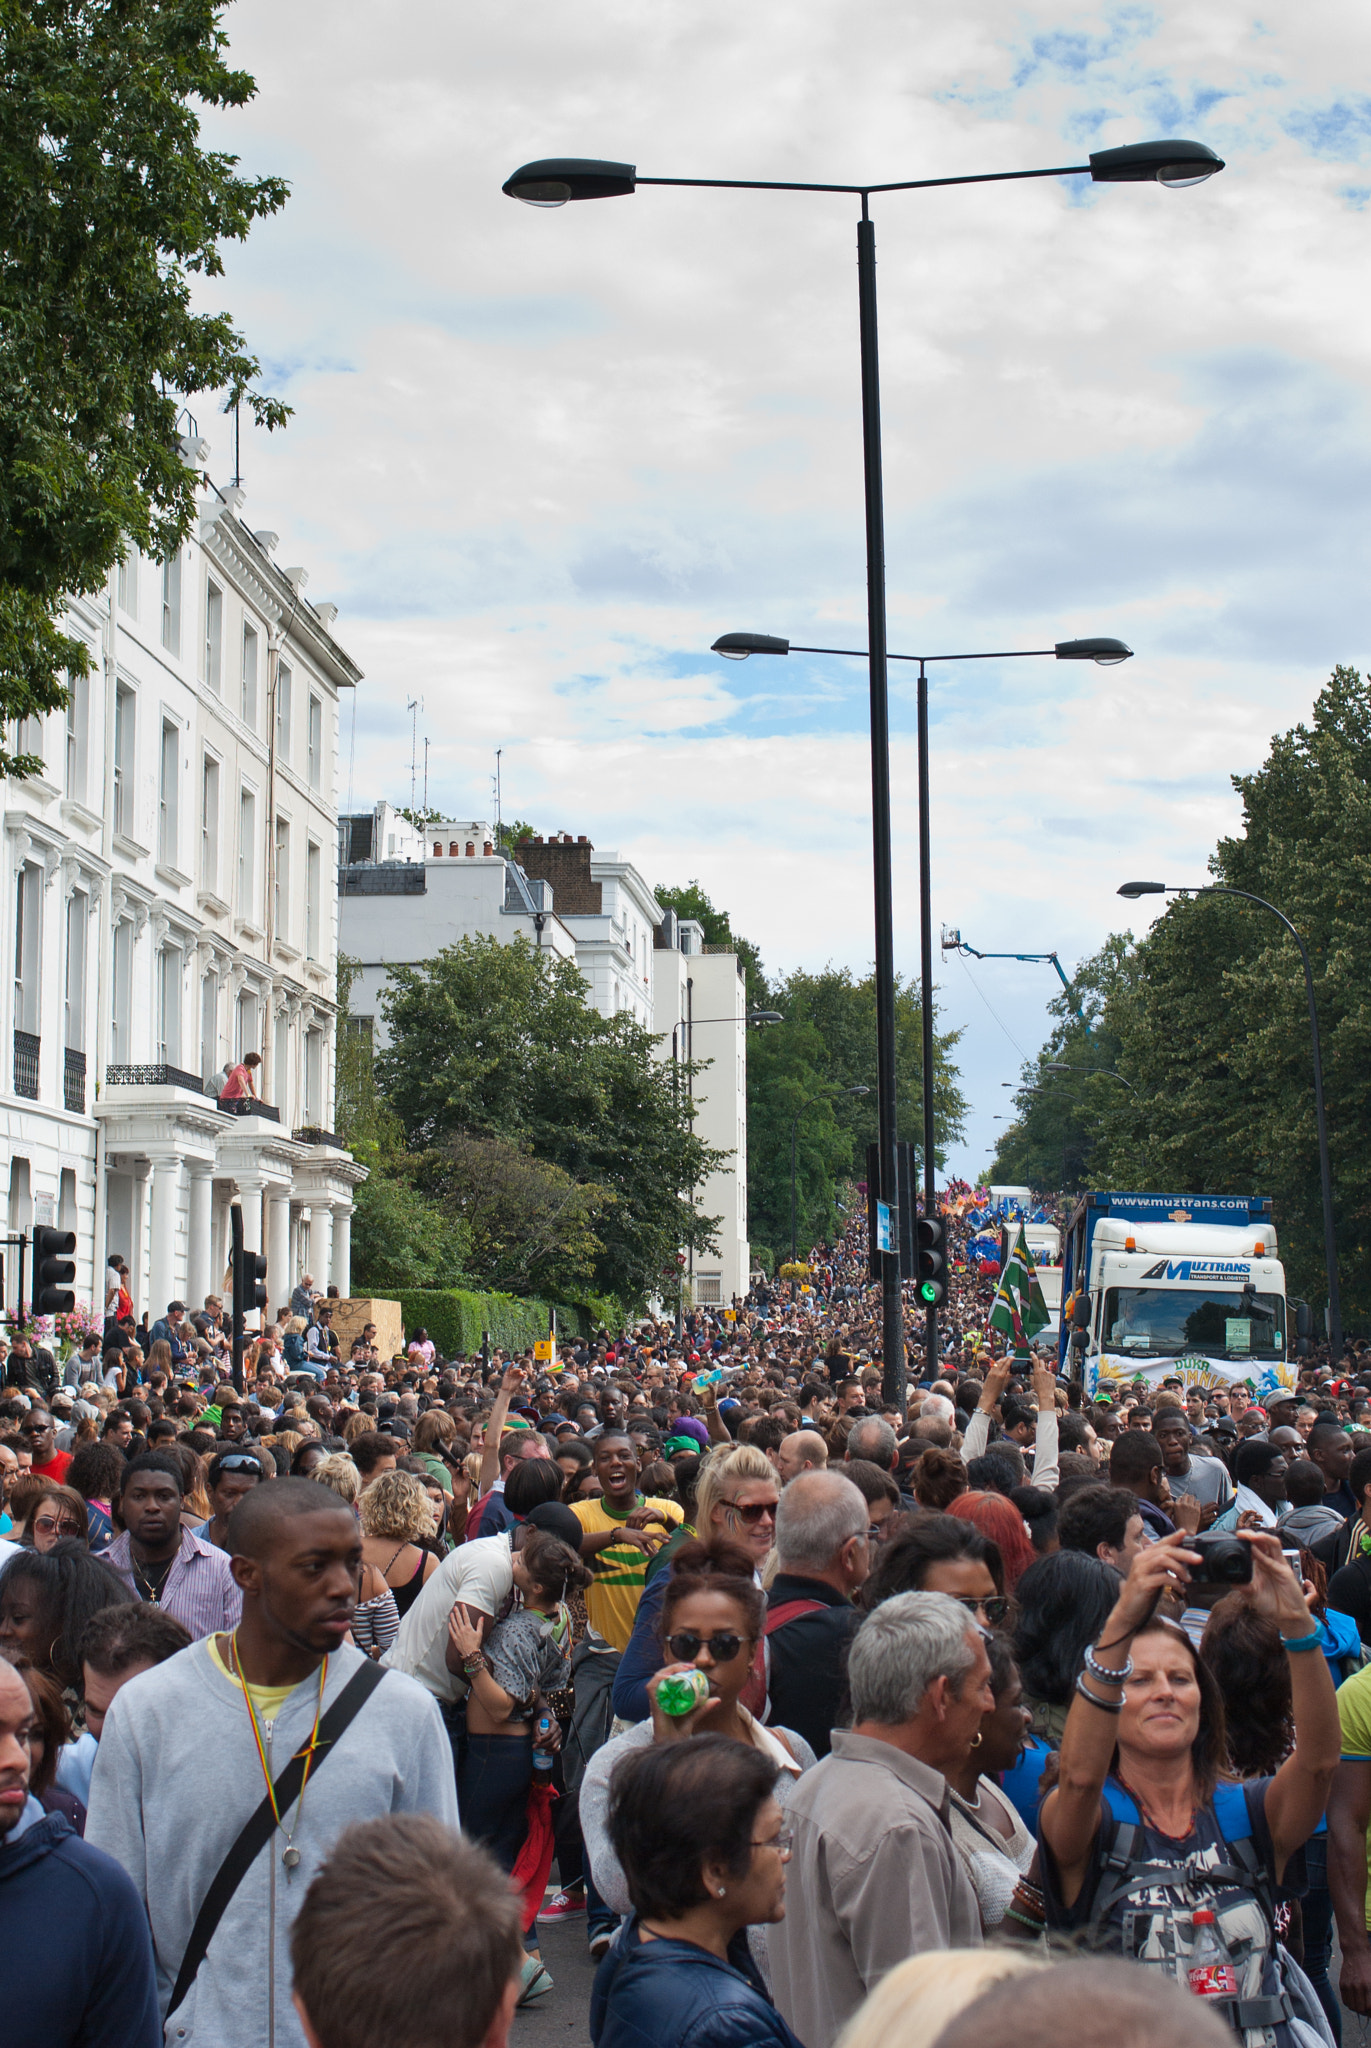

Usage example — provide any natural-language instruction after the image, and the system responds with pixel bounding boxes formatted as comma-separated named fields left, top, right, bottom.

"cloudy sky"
left=202, top=0, right=1371, bottom=1180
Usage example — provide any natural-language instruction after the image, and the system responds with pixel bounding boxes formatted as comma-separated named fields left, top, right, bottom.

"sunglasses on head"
left=722, top=1496, right=776, bottom=1525
left=666, top=1631, right=751, bottom=1664
left=950, top=1594, right=1011, bottom=1627
left=216, top=1453, right=261, bottom=1474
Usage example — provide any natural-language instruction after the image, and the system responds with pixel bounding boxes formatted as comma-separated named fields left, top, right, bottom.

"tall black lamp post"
left=715, top=632, right=1131, bottom=1389
left=503, top=138, right=1223, bottom=1411
left=1118, top=880, right=1341, bottom=1363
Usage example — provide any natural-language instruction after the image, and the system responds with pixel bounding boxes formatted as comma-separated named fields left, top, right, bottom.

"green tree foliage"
left=374, top=935, right=724, bottom=1307
left=1090, top=666, right=1371, bottom=1316
left=653, top=880, right=768, bottom=1007
left=1, top=0, right=289, bottom=754
left=986, top=937, right=1137, bottom=1192
left=411, top=1135, right=611, bottom=1301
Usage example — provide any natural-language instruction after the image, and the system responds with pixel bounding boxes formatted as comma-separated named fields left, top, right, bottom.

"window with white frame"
left=304, top=1025, right=324, bottom=1124
left=113, top=684, right=135, bottom=837
left=235, top=987, right=259, bottom=1062
left=275, top=661, right=291, bottom=762
left=160, top=553, right=181, bottom=656
left=64, top=670, right=88, bottom=802
left=200, top=967, right=218, bottom=1078
left=274, top=815, right=290, bottom=942
left=306, top=840, right=321, bottom=960
left=117, top=548, right=137, bottom=618
left=307, top=694, right=323, bottom=790
left=241, top=623, right=258, bottom=729
left=111, top=920, right=133, bottom=1062
left=201, top=754, right=220, bottom=892
left=64, top=893, right=86, bottom=1053
left=13, top=862, right=40, bottom=1033
left=204, top=581, right=223, bottom=692
left=238, top=788, right=256, bottom=919
left=156, top=944, right=181, bottom=1065
left=158, top=719, right=179, bottom=868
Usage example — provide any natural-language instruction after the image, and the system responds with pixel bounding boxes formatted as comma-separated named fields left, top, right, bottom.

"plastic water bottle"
left=656, top=1669, right=711, bottom=1717
left=532, top=1714, right=555, bottom=1776
left=1185, top=1909, right=1238, bottom=2000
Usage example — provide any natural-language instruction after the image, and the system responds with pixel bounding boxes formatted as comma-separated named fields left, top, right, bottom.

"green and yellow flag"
left=988, top=1224, right=1050, bottom=1353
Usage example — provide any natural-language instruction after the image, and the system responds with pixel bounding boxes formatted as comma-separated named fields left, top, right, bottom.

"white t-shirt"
left=381, top=1532, right=514, bottom=1703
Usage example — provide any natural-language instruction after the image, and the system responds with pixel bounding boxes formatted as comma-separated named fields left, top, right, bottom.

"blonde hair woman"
left=310, top=1452, right=400, bottom=1657
left=358, top=1469, right=440, bottom=1619
left=835, top=1948, right=1049, bottom=2048
left=312, top=1452, right=362, bottom=1505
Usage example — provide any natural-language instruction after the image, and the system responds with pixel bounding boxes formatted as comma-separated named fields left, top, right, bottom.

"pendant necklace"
left=230, top=1630, right=328, bottom=1875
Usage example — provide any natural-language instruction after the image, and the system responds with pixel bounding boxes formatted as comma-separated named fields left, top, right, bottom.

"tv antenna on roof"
left=406, top=698, right=422, bottom=813
left=494, top=747, right=503, bottom=846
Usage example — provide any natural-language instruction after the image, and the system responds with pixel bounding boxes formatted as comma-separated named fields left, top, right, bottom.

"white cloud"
left=198, top=0, right=1371, bottom=1177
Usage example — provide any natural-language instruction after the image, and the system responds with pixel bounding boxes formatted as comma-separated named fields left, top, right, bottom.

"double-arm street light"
left=790, top=1084, right=870, bottom=1263
left=714, top=632, right=1133, bottom=1380
left=1045, top=1061, right=1138, bottom=1094
left=1119, top=879, right=1341, bottom=1362
left=503, top=137, right=1224, bottom=1414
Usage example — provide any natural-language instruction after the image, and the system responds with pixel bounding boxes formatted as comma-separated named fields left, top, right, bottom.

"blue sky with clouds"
left=200, top=0, right=1371, bottom=1179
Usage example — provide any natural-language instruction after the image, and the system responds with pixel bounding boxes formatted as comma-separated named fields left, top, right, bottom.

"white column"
left=331, top=1207, right=352, bottom=1297
left=267, top=1190, right=291, bottom=1321
left=313, top=1206, right=334, bottom=1294
left=147, top=1157, right=180, bottom=1319
left=187, top=1166, right=214, bottom=1307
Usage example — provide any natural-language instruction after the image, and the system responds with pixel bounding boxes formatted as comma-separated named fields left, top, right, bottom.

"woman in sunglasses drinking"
left=580, top=1538, right=816, bottom=1980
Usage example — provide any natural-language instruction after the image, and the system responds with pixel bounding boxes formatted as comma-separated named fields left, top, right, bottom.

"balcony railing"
left=294, top=1125, right=342, bottom=1148
left=64, top=1046, right=86, bottom=1115
left=106, top=1062, right=210, bottom=1094
left=217, top=1095, right=280, bottom=1122
left=14, top=1030, right=39, bottom=1100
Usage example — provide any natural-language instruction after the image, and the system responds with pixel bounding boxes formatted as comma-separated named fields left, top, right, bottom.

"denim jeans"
left=1302, top=1832, right=1341, bottom=2044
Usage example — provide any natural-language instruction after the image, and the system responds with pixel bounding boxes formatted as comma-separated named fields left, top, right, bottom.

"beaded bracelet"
left=1075, top=1673, right=1124, bottom=1714
left=1082, top=1645, right=1134, bottom=1685
left=1280, top=1628, right=1323, bottom=1654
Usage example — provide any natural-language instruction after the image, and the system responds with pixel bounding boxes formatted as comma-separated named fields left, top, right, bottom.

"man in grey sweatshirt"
left=87, top=1476, right=459, bottom=2048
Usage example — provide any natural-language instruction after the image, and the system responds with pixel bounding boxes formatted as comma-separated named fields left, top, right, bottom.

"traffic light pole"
left=230, top=1199, right=245, bottom=1396
left=916, top=662, right=938, bottom=1374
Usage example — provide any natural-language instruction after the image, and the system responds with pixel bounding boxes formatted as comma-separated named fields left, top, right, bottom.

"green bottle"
left=657, top=1669, right=711, bottom=1717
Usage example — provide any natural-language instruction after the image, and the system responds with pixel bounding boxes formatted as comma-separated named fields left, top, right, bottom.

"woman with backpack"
left=1038, top=1529, right=1340, bottom=2047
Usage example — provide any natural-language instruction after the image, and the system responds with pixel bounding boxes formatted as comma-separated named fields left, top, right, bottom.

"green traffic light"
left=919, top=1280, right=942, bottom=1304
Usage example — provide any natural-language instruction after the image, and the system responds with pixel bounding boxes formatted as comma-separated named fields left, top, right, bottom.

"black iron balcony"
left=64, top=1046, right=86, bottom=1114
left=14, top=1031, right=39, bottom=1100
left=293, top=1125, right=342, bottom=1148
left=106, top=1062, right=211, bottom=1094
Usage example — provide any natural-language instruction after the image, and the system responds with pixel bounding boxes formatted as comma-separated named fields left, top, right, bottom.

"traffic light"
left=235, top=1245, right=269, bottom=1318
left=32, top=1226, right=76, bottom=1316
left=916, top=1215, right=947, bottom=1308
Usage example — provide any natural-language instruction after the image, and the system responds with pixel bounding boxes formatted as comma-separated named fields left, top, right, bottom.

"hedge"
left=389, top=1289, right=594, bottom=1358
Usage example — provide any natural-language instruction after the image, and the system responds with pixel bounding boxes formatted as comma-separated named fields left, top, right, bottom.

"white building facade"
left=339, top=822, right=750, bottom=1302
left=0, top=483, right=364, bottom=1325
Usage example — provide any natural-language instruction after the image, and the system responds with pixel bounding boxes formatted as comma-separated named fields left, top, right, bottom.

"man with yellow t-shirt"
left=570, top=1431, right=682, bottom=1651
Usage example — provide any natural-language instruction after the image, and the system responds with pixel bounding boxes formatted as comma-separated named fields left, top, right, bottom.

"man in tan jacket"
left=768, top=1591, right=990, bottom=2048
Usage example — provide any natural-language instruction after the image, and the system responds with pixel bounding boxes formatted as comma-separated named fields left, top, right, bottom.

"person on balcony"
left=217, top=1051, right=262, bottom=1115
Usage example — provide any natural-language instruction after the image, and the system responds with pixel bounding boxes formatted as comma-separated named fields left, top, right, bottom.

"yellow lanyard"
left=229, top=1632, right=328, bottom=1869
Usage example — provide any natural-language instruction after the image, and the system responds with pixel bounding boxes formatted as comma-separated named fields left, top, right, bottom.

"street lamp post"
left=790, top=1084, right=870, bottom=1263
left=503, top=137, right=1223, bottom=1414
left=1119, top=879, right=1342, bottom=1362
left=714, top=632, right=1132, bottom=1385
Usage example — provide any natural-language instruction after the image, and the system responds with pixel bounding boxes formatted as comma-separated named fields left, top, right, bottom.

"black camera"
left=1186, top=1533, right=1253, bottom=1588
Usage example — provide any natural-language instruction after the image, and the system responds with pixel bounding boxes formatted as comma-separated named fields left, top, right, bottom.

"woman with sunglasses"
left=581, top=1538, right=815, bottom=1980
left=592, top=1736, right=803, bottom=2048
left=26, top=1484, right=90, bottom=1554
left=861, top=1512, right=1010, bottom=1632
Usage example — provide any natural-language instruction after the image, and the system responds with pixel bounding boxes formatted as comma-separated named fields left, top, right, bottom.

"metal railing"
left=13, top=1031, right=39, bottom=1100
left=105, top=1062, right=209, bottom=1094
left=217, top=1095, right=280, bottom=1122
left=64, top=1047, right=86, bottom=1114
left=293, top=1125, right=342, bottom=1148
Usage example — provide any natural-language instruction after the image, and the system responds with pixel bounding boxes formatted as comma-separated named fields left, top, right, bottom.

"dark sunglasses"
left=951, top=1594, right=1011, bottom=1628
left=722, top=1496, right=776, bottom=1525
left=215, top=1453, right=262, bottom=1474
left=666, top=1631, right=750, bottom=1664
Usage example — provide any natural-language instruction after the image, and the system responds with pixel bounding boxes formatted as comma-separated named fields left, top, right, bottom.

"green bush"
left=391, top=1289, right=591, bottom=1357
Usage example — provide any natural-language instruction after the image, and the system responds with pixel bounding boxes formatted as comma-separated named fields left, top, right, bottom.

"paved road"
left=516, top=1910, right=597, bottom=2048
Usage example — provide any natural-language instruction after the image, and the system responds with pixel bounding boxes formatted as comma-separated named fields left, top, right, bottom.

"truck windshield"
left=1102, top=1287, right=1283, bottom=1360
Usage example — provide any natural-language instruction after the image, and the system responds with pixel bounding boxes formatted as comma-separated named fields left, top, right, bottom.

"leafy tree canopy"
left=985, top=937, right=1136, bottom=1192
left=1, top=0, right=289, bottom=763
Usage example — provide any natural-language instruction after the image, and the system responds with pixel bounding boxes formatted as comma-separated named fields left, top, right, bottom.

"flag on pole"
left=988, top=1223, right=1050, bottom=1352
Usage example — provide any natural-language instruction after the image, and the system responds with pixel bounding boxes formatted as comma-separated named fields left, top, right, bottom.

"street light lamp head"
left=712, top=632, right=791, bottom=661
left=1117, top=881, right=1167, bottom=898
left=1055, top=637, right=1133, bottom=665
left=1089, top=139, right=1225, bottom=188
left=746, top=1009, right=784, bottom=1025
left=502, top=158, right=637, bottom=206
left=843, top=1084, right=871, bottom=1096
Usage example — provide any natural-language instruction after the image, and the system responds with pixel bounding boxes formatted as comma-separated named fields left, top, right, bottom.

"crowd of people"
left=5, top=1205, right=1371, bottom=2048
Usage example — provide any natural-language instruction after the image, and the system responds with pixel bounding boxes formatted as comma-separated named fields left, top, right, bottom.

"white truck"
left=1058, top=1191, right=1298, bottom=1398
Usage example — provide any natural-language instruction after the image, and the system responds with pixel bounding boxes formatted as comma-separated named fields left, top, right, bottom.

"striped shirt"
left=571, top=1494, right=683, bottom=1651
left=106, top=1525, right=242, bottom=1640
